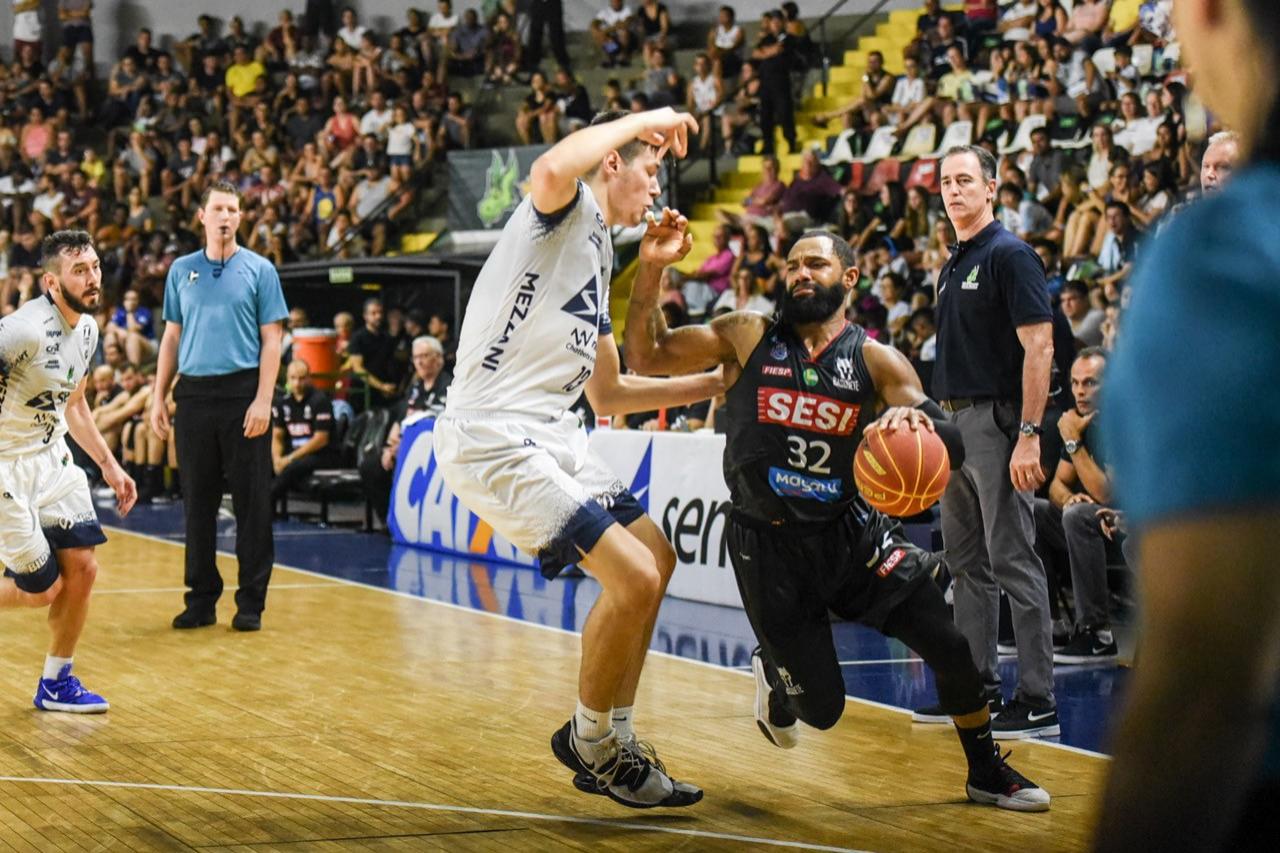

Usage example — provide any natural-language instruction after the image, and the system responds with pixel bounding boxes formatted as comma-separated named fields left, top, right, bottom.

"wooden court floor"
left=0, top=528, right=1106, bottom=852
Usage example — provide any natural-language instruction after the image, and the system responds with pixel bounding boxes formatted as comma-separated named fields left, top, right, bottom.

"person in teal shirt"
left=1097, top=1, right=1280, bottom=849
left=151, top=180, right=288, bottom=634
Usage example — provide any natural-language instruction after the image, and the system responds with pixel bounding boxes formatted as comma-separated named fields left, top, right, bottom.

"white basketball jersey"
left=447, top=182, right=614, bottom=419
left=0, top=294, right=98, bottom=458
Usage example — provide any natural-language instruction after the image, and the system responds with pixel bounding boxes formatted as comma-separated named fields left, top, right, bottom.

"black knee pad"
left=5, top=551, right=60, bottom=594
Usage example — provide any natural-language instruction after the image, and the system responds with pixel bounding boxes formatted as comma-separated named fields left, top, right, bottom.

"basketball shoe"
left=33, top=665, right=108, bottom=713
left=752, top=647, right=800, bottom=749
left=966, top=748, right=1052, bottom=812
left=551, top=720, right=703, bottom=808
left=569, top=735, right=704, bottom=802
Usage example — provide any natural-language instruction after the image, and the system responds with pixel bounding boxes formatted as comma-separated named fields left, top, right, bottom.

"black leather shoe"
left=172, top=609, right=216, bottom=629
left=231, top=612, right=261, bottom=632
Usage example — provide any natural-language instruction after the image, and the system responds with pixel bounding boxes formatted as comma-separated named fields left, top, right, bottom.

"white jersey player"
left=434, top=108, right=718, bottom=808
left=0, top=231, right=137, bottom=713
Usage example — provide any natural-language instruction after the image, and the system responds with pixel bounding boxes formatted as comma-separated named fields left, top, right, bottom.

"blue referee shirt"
left=1104, top=163, right=1280, bottom=779
left=162, top=247, right=289, bottom=376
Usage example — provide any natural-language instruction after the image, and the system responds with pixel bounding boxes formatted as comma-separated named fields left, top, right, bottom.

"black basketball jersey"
left=723, top=320, right=879, bottom=524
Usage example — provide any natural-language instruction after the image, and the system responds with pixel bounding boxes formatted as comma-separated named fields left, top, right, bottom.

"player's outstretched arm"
left=863, top=338, right=965, bottom=469
left=624, top=207, right=763, bottom=376
left=586, top=332, right=725, bottom=417
left=529, top=107, right=697, bottom=214
left=65, top=376, right=137, bottom=516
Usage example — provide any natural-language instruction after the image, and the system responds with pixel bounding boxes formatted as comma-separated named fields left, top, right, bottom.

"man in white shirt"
left=12, top=0, right=43, bottom=55
left=434, top=108, right=715, bottom=809
left=591, top=0, right=635, bottom=67
left=359, top=91, right=394, bottom=139
left=0, top=230, right=137, bottom=713
left=336, top=6, right=367, bottom=50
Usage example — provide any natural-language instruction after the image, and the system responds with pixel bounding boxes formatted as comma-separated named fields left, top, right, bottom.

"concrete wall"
left=0, top=0, right=921, bottom=70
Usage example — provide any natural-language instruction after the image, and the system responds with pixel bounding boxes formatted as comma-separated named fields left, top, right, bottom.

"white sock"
left=43, top=655, right=73, bottom=681
left=1096, top=628, right=1114, bottom=645
left=611, top=706, right=635, bottom=741
left=575, top=701, right=612, bottom=742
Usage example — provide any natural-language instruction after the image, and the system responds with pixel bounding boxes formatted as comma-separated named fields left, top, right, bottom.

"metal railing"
left=323, top=157, right=434, bottom=259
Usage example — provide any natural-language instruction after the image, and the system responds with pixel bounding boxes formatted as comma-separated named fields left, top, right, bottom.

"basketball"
left=854, top=425, right=950, bottom=517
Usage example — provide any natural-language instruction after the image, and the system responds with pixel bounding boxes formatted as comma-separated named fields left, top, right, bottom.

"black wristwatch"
left=1019, top=420, right=1043, bottom=438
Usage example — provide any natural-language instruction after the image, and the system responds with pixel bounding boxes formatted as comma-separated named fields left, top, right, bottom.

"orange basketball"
left=854, top=425, right=951, bottom=517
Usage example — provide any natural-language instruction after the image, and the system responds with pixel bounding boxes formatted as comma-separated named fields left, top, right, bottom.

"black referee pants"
left=175, top=369, right=274, bottom=617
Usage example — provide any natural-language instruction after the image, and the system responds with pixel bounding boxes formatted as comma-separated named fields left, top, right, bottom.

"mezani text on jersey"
left=446, top=181, right=615, bottom=418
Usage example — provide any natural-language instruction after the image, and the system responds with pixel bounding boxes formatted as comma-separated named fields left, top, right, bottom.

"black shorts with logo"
left=727, top=505, right=940, bottom=722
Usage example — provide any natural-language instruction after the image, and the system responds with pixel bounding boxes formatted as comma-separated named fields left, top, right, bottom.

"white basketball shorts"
left=432, top=411, right=644, bottom=578
left=0, top=439, right=106, bottom=592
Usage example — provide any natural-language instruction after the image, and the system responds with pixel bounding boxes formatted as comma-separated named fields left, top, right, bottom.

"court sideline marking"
left=0, top=776, right=871, bottom=853
left=101, top=526, right=1110, bottom=761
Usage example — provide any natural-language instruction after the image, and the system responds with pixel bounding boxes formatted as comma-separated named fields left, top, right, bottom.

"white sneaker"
left=752, top=647, right=800, bottom=749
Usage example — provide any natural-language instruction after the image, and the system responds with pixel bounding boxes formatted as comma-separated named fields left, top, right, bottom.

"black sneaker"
left=912, top=690, right=1004, bottom=724
left=172, top=609, right=216, bottom=629
left=967, top=748, right=1052, bottom=812
left=231, top=612, right=261, bottom=632
left=571, top=736, right=703, bottom=803
left=991, top=699, right=1060, bottom=740
left=1053, top=627, right=1118, bottom=664
left=550, top=720, right=702, bottom=808
left=751, top=647, right=800, bottom=748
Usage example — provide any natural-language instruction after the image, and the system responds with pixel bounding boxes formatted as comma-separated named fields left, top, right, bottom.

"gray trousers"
left=941, top=401, right=1055, bottom=706
left=1034, top=498, right=1125, bottom=630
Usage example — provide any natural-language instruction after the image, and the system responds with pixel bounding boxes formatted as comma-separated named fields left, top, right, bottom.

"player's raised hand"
left=640, top=206, right=693, bottom=266
left=635, top=108, right=699, bottom=159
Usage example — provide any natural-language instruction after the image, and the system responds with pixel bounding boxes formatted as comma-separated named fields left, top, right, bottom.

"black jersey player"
left=623, top=220, right=1050, bottom=812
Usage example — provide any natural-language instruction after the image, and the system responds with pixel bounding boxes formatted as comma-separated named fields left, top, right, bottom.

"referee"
left=927, top=145, right=1058, bottom=738
left=151, top=179, right=288, bottom=632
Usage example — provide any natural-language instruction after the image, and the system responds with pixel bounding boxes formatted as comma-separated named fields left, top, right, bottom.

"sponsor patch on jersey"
left=961, top=265, right=980, bottom=290
left=770, top=341, right=788, bottom=360
left=757, top=388, right=861, bottom=436
left=833, top=356, right=859, bottom=391
left=761, top=364, right=792, bottom=378
left=802, top=367, right=819, bottom=386
left=768, top=466, right=843, bottom=502
left=562, top=275, right=600, bottom=326
left=877, top=547, right=907, bottom=578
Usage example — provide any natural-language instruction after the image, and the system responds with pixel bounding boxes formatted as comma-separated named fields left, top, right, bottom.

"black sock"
left=956, top=720, right=998, bottom=774
left=146, top=464, right=164, bottom=497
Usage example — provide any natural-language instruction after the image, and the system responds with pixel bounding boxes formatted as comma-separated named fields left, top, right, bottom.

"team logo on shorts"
left=770, top=341, right=788, bottom=360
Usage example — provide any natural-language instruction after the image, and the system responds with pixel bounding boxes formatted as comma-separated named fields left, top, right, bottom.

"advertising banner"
left=389, top=419, right=743, bottom=608
left=445, top=144, right=550, bottom=232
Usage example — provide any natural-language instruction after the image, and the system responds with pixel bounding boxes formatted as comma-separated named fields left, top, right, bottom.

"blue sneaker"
left=33, top=665, right=109, bottom=713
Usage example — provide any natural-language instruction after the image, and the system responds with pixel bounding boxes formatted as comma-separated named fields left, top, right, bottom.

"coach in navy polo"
left=151, top=179, right=288, bottom=632
left=924, top=145, right=1058, bottom=739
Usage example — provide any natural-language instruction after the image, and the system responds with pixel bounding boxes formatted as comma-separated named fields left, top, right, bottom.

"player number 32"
left=786, top=436, right=832, bottom=474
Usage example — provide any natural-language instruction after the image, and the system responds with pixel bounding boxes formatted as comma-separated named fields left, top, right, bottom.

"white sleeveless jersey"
left=0, top=294, right=98, bottom=458
left=447, top=182, right=614, bottom=419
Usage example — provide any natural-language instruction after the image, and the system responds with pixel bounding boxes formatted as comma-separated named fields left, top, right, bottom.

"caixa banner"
left=445, top=144, right=550, bottom=232
left=389, top=417, right=744, bottom=608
